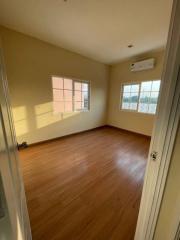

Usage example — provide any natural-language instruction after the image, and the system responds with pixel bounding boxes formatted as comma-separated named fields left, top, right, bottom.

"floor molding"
left=25, top=125, right=151, bottom=148
left=106, top=124, right=151, bottom=139
left=27, top=125, right=107, bottom=147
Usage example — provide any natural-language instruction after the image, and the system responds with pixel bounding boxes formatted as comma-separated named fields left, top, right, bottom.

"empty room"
left=0, top=0, right=180, bottom=240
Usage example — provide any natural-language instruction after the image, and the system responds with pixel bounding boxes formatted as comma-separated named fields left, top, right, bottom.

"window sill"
left=119, top=109, right=156, bottom=115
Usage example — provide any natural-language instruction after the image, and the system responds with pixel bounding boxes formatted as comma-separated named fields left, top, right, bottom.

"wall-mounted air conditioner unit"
left=130, top=58, right=155, bottom=72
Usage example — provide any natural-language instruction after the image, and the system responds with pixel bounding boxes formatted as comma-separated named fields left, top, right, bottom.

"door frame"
left=0, top=39, right=32, bottom=240
left=135, top=0, right=180, bottom=239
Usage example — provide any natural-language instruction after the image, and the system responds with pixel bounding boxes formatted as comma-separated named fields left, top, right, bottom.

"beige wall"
left=154, top=124, right=180, bottom=240
left=0, top=26, right=109, bottom=144
left=107, top=51, right=165, bottom=136
left=0, top=26, right=165, bottom=145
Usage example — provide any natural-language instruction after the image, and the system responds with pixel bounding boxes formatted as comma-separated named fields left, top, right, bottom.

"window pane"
left=123, top=85, right=131, bottom=92
left=122, top=92, right=130, bottom=109
left=82, top=91, right=88, bottom=102
left=148, top=92, right=158, bottom=114
left=75, top=82, right=82, bottom=91
left=53, top=102, right=64, bottom=113
left=129, top=102, right=137, bottom=110
left=122, top=92, right=130, bottom=102
left=75, top=91, right=82, bottom=101
left=138, top=103, right=149, bottom=113
left=152, top=80, right=161, bottom=91
left=150, top=92, right=158, bottom=104
left=149, top=104, right=157, bottom=114
left=64, top=102, right=73, bottom=112
left=130, top=93, right=138, bottom=103
left=139, top=92, right=150, bottom=104
left=82, top=83, right=88, bottom=91
left=82, top=91, right=89, bottom=110
left=129, top=92, right=138, bottom=110
left=122, top=102, right=129, bottom=109
left=75, top=102, right=82, bottom=111
left=53, top=89, right=63, bottom=101
left=141, top=81, right=152, bottom=92
left=138, top=92, right=150, bottom=113
left=82, top=100, right=89, bottom=110
left=64, top=90, right=72, bottom=101
left=64, top=78, right=72, bottom=90
left=52, top=77, right=63, bottom=89
left=131, top=84, right=139, bottom=92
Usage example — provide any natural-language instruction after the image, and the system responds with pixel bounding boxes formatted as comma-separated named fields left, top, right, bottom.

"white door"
left=0, top=41, right=32, bottom=240
left=135, top=0, right=180, bottom=239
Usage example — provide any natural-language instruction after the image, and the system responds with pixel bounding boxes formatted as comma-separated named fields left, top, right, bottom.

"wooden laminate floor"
left=19, top=126, right=150, bottom=240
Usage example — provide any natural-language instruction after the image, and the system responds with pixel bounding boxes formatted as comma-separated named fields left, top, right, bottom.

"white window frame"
left=51, top=75, right=90, bottom=113
left=120, top=80, right=161, bottom=115
left=120, top=82, right=141, bottom=112
left=73, top=79, right=90, bottom=112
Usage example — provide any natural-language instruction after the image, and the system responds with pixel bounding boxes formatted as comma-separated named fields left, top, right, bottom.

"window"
left=122, top=84, right=140, bottom=110
left=139, top=80, right=161, bottom=114
left=121, top=80, right=161, bottom=114
left=74, top=81, right=89, bottom=111
left=52, top=76, right=90, bottom=113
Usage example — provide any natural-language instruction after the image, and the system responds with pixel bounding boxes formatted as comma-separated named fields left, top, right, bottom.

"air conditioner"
left=130, top=58, right=155, bottom=72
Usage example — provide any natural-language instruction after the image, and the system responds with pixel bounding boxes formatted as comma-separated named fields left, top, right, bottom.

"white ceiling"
left=0, top=0, right=173, bottom=64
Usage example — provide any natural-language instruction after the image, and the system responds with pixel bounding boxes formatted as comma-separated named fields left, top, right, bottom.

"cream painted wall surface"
left=154, top=125, right=180, bottom=240
left=107, top=51, right=165, bottom=136
left=0, top=26, right=109, bottom=144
